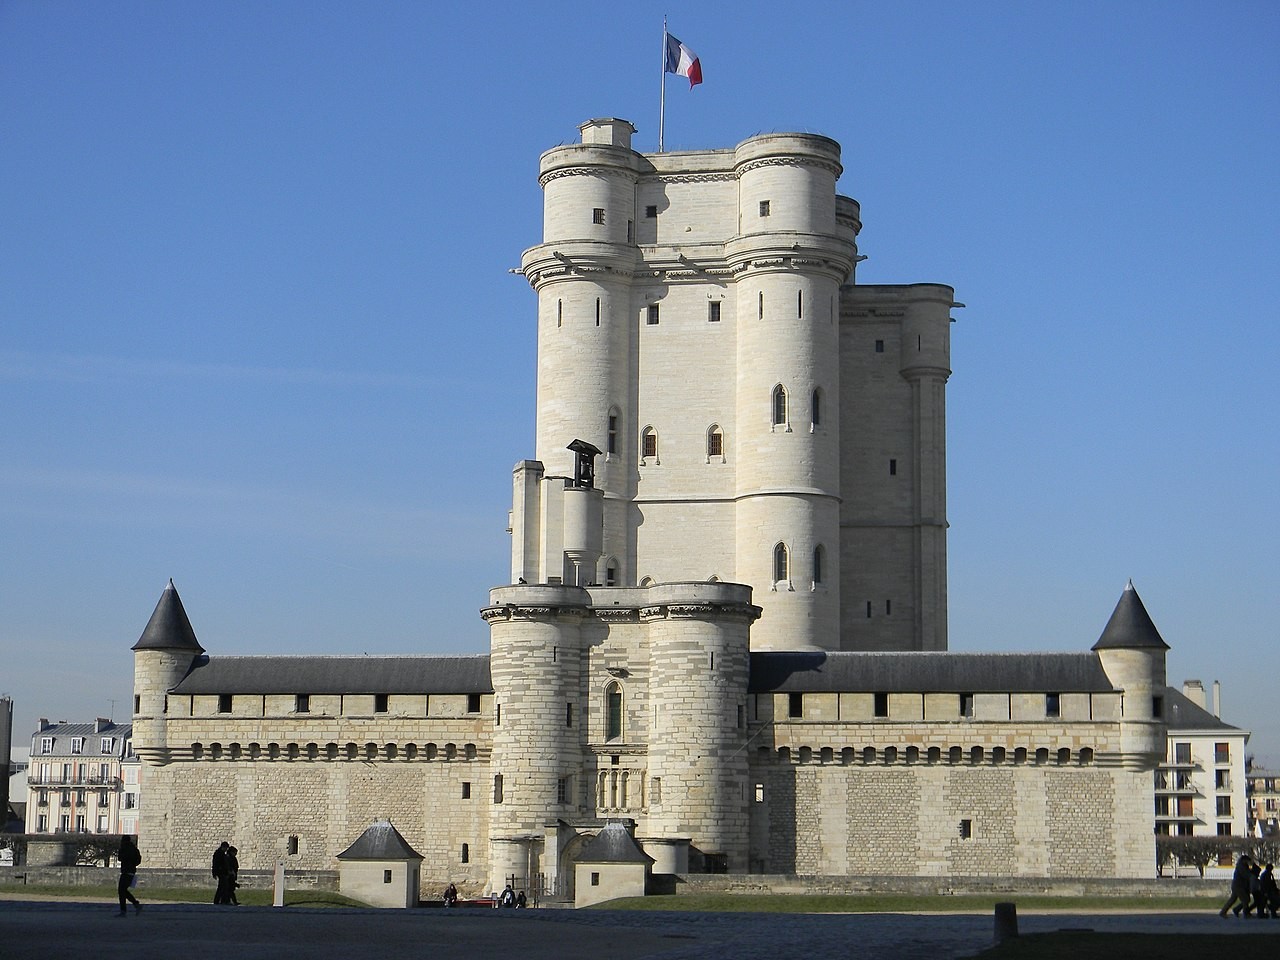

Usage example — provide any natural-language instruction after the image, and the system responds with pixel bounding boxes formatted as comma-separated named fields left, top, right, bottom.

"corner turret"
left=1093, top=581, right=1168, bottom=765
left=131, top=580, right=203, bottom=764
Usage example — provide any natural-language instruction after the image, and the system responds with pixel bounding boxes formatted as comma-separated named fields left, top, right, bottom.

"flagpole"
left=659, top=17, right=668, bottom=153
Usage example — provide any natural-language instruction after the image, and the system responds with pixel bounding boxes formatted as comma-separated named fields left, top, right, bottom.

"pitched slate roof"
left=170, top=655, right=491, bottom=695
left=132, top=580, right=204, bottom=653
left=336, top=820, right=422, bottom=861
left=1162, top=686, right=1245, bottom=733
left=748, top=651, right=1115, bottom=693
left=1092, top=581, right=1169, bottom=651
left=29, top=722, right=132, bottom=757
left=575, top=821, right=654, bottom=865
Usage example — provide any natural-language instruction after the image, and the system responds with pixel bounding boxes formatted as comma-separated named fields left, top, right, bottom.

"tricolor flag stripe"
left=665, top=33, right=702, bottom=88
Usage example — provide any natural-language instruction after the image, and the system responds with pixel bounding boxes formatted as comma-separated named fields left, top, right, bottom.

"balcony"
left=27, top=774, right=120, bottom=787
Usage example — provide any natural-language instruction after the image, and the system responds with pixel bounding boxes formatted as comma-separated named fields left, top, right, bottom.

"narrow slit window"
left=595, top=298, right=601, bottom=326
left=889, top=459, right=897, bottom=476
left=811, top=389, right=821, bottom=426
left=772, top=385, right=787, bottom=426
left=708, top=300, right=721, bottom=322
left=592, top=207, right=605, bottom=224
left=557, top=299, right=562, bottom=327
left=758, top=291, right=764, bottom=319
left=773, top=542, right=789, bottom=583
left=798, top=290, right=803, bottom=318
left=606, top=683, right=623, bottom=741
left=812, top=545, right=824, bottom=584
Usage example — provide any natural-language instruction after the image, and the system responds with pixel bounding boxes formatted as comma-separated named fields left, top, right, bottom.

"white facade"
left=513, top=119, right=952, bottom=653
left=25, top=719, right=134, bottom=836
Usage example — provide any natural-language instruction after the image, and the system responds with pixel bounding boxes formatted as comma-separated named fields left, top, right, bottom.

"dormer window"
left=100, top=737, right=114, bottom=753
left=71, top=738, right=83, bottom=755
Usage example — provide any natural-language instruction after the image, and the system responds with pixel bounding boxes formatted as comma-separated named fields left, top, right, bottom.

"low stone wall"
left=675, top=874, right=1222, bottom=898
left=0, top=865, right=337, bottom=892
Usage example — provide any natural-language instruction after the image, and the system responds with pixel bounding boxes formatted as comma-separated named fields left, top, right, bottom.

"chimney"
left=1181, top=680, right=1205, bottom=709
left=1213, top=680, right=1221, bottom=718
left=95, top=718, right=111, bottom=733
left=38, top=718, right=50, bottom=731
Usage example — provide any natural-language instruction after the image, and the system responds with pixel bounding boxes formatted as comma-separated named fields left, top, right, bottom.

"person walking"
left=1261, top=864, right=1279, bottom=919
left=1221, top=853, right=1253, bottom=917
left=226, top=846, right=241, bottom=906
left=116, top=835, right=142, bottom=917
left=211, top=841, right=231, bottom=904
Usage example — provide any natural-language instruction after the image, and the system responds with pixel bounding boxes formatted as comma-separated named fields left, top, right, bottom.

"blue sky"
left=2, top=2, right=1277, bottom=765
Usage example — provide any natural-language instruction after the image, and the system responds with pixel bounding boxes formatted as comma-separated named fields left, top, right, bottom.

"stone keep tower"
left=131, top=580, right=203, bottom=765
left=511, top=118, right=955, bottom=652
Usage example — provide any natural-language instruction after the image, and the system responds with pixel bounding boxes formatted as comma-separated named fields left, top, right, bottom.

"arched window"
left=607, top=408, right=620, bottom=455
left=641, top=426, right=658, bottom=463
left=813, top=545, right=825, bottom=585
left=707, top=424, right=724, bottom=460
left=773, top=542, right=790, bottom=583
left=605, top=682, right=623, bottom=741
left=811, top=388, right=822, bottom=427
left=604, top=558, right=618, bottom=587
left=771, top=385, right=787, bottom=427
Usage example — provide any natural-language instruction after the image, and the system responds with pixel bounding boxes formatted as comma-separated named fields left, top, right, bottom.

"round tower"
left=727, top=133, right=857, bottom=650
left=481, top=583, right=589, bottom=890
left=131, top=580, right=204, bottom=765
left=643, top=581, right=759, bottom=871
left=1092, top=581, right=1170, bottom=766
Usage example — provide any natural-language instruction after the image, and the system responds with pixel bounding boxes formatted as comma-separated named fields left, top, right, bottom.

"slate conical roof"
left=131, top=580, right=204, bottom=653
left=1092, top=580, right=1169, bottom=651
left=336, top=820, right=423, bottom=861
left=575, top=821, right=654, bottom=865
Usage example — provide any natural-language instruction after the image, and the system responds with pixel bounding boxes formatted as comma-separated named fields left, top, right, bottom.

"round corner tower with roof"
left=131, top=579, right=204, bottom=765
left=1092, top=580, right=1170, bottom=765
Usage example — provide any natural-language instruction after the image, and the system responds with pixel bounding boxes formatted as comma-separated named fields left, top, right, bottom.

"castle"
left=130, top=119, right=1166, bottom=895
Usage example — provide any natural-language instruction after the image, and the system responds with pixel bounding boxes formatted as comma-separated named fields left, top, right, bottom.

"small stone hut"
left=335, top=820, right=423, bottom=908
left=573, top=820, right=654, bottom=908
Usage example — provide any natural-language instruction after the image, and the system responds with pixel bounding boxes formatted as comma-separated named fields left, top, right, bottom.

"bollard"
left=273, top=859, right=286, bottom=907
left=993, top=901, right=1018, bottom=944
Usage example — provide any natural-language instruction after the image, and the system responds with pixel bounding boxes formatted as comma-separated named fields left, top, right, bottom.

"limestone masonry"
left=131, top=118, right=1168, bottom=898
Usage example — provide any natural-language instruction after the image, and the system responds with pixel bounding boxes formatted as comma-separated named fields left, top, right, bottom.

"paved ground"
left=0, top=900, right=1277, bottom=960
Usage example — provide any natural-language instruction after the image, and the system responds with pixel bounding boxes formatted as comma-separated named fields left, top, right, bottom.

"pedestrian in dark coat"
left=1221, top=854, right=1253, bottom=917
left=212, top=841, right=231, bottom=904
left=1260, top=864, right=1279, bottom=919
left=116, top=835, right=142, bottom=917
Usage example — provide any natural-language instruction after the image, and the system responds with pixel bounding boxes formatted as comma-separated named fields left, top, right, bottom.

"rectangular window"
left=758, top=200, right=770, bottom=217
left=960, top=693, right=975, bottom=719
left=1174, top=742, right=1192, bottom=764
left=462, top=782, right=471, bottom=799
left=889, top=459, right=897, bottom=476
left=645, top=204, right=657, bottom=218
left=565, top=703, right=574, bottom=728
left=708, top=300, right=721, bottom=322
left=557, top=777, right=568, bottom=804
left=651, top=777, right=661, bottom=804
left=875, top=339, right=884, bottom=353
left=1045, top=693, right=1061, bottom=718
left=1177, top=796, right=1194, bottom=817
left=626, top=219, right=634, bottom=243
left=1215, top=742, right=1230, bottom=764
left=737, top=704, right=745, bottom=729
left=646, top=303, right=660, bottom=325
left=592, top=207, right=605, bottom=224
left=36, top=815, right=46, bottom=832
left=1155, top=796, right=1170, bottom=816
left=1177, top=823, right=1194, bottom=836
left=60, top=815, right=70, bottom=832
left=1217, top=796, right=1232, bottom=816
left=642, top=431, right=657, bottom=459
left=1216, top=770, right=1230, bottom=790
left=788, top=692, right=803, bottom=719
left=461, top=843, right=470, bottom=863
left=467, top=693, right=481, bottom=714
left=40, top=737, right=53, bottom=754
left=100, top=737, right=114, bottom=753
left=754, top=783, right=765, bottom=803
left=287, top=835, right=299, bottom=856
left=493, top=774, right=503, bottom=804
left=797, top=290, right=803, bottom=318
left=133, top=695, right=140, bottom=714
left=707, top=431, right=723, bottom=457
left=374, top=694, right=389, bottom=713
left=295, top=694, right=310, bottom=714
left=874, top=692, right=889, bottom=718
left=959, top=818, right=973, bottom=839
left=1152, top=695, right=1164, bottom=717
left=383, top=869, right=393, bottom=884
left=217, top=694, right=232, bottom=713
left=1217, top=823, right=1233, bottom=837
left=591, top=872, right=600, bottom=886
left=70, top=738, right=83, bottom=755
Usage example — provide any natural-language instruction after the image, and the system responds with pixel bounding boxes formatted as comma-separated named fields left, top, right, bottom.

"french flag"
left=665, top=33, right=702, bottom=88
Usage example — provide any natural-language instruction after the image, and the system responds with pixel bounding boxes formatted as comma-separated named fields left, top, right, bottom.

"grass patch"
left=0, top=883, right=363, bottom=908
left=593, top=893, right=1221, bottom=913
left=975, top=932, right=1277, bottom=960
